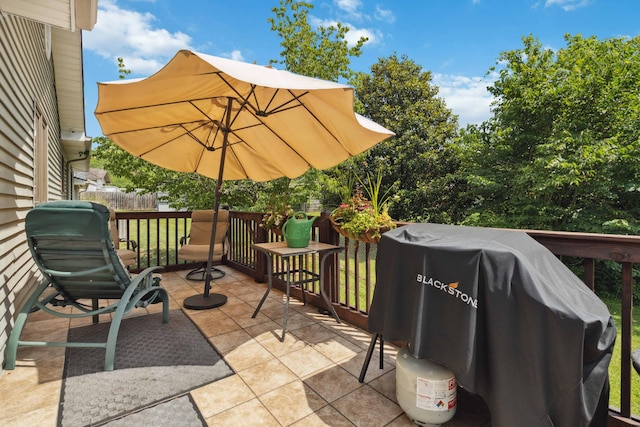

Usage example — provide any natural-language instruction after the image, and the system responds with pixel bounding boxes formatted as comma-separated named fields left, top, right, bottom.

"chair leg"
left=4, top=281, right=49, bottom=370
left=4, top=310, right=30, bottom=370
left=186, top=263, right=225, bottom=281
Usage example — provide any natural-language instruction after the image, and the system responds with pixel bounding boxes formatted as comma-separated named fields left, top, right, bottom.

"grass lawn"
left=602, top=295, right=640, bottom=416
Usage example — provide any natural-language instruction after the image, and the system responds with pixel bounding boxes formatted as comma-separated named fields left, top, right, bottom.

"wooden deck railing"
left=113, top=210, right=639, bottom=426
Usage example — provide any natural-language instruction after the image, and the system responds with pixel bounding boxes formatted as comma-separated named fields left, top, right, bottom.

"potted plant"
left=260, top=203, right=293, bottom=235
left=258, top=178, right=297, bottom=235
left=330, top=170, right=396, bottom=243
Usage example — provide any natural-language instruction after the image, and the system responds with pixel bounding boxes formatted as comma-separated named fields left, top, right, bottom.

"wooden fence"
left=80, top=191, right=157, bottom=211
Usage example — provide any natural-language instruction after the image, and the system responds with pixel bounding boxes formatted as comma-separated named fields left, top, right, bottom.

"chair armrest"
left=119, top=238, right=137, bottom=250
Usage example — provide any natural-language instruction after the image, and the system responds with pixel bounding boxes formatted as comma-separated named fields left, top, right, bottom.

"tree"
left=459, top=34, right=640, bottom=232
left=269, top=0, right=367, bottom=82
left=342, top=53, right=464, bottom=223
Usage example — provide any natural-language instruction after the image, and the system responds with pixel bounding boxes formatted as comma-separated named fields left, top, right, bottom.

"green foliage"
left=256, top=175, right=320, bottom=229
left=117, top=57, right=131, bottom=79
left=91, top=136, right=257, bottom=210
left=355, top=169, right=394, bottom=218
left=330, top=189, right=396, bottom=239
left=350, top=54, right=466, bottom=223
left=269, top=0, right=367, bottom=82
left=458, top=34, right=640, bottom=233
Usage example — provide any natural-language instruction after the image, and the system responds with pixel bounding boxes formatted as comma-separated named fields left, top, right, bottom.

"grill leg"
left=359, top=333, right=383, bottom=383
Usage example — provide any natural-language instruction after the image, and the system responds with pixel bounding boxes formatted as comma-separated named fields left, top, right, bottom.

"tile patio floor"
left=0, top=266, right=490, bottom=426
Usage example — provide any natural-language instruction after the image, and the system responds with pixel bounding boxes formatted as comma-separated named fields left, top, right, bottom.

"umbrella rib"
left=288, top=89, right=356, bottom=155
left=123, top=121, right=210, bottom=158
left=265, top=90, right=310, bottom=115
left=214, top=73, right=308, bottom=117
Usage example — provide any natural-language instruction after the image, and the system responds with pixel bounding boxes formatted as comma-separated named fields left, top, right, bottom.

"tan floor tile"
left=0, top=402, right=59, bottom=427
left=0, top=374, right=61, bottom=416
left=368, top=369, right=397, bottom=403
left=259, top=380, right=328, bottom=426
left=273, top=311, right=317, bottom=332
left=206, top=397, right=280, bottom=426
left=303, top=365, right=363, bottom=403
left=279, top=346, right=334, bottom=378
left=291, top=323, right=338, bottom=344
left=191, top=374, right=254, bottom=419
left=188, top=309, right=242, bottom=337
left=208, top=328, right=253, bottom=355
left=259, top=331, right=308, bottom=357
left=291, top=404, right=354, bottom=427
left=259, top=302, right=289, bottom=320
left=232, top=285, right=267, bottom=298
left=237, top=358, right=298, bottom=396
left=313, top=335, right=363, bottom=364
left=232, top=311, right=272, bottom=329
left=169, top=287, right=202, bottom=303
left=243, top=319, right=282, bottom=341
left=333, top=325, right=372, bottom=349
left=339, top=351, right=393, bottom=383
left=225, top=339, right=275, bottom=371
left=220, top=301, right=256, bottom=317
left=218, top=294, right=250, bottom=308
left=21, top=318, right=69, bottom=341
left=12, top=345, right=66, bottom=368
left=386, top=413, right=418, bottom=426
left=332, top=385, right=402, bottom=426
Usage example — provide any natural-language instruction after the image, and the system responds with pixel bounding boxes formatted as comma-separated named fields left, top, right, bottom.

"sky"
left=82, top=0, right=640, bottom=139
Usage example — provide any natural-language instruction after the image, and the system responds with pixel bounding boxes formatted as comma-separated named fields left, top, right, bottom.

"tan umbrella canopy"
left=95, top=49, right=394, bottom=309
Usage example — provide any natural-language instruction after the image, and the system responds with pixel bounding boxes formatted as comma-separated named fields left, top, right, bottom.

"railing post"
left=583, top=258, right=595, bottom=291
left=254, top=217, right=268, bottom=282
left=620, top=262, right=633, bottom=418
left=318, top=212, right=339, bottom=305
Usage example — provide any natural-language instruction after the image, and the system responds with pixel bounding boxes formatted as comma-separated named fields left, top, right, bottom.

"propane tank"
left=396, top=345, right=457, bottom=426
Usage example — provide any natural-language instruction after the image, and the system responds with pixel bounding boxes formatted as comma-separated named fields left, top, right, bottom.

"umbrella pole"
left=183, top=98, right=233, bottom=310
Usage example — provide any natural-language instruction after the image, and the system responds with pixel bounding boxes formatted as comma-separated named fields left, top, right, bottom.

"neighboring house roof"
left=0, top=0, right=97, bottom=171
left=86, top=168, right=111, bottom=183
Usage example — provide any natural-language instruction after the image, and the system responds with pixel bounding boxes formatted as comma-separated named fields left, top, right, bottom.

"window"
left=34, top=106, right=48, bottom=204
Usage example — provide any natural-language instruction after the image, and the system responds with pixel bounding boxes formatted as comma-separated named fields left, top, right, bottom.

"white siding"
left=0, top=14, right=66, bottom=367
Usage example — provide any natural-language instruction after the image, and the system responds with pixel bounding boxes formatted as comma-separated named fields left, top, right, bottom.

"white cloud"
left=433, top=73, right=497, bottom=127
left=311, top=17, right=380, bottom=46
left=224, top=50, right=245, bottom=62
left=544, top=0, right=592, bottom=11
left=83, top=0, right=193, bottom=75
left=334, top=0, right=363, bottom=18
left=374, top=5, right=395, bottom=23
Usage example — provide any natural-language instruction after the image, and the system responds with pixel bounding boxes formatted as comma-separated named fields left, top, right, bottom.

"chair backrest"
left=188, top=209, right=230, bottom=246
left=25, top=200, right=131, bottom=300
left=108, top=208, right=121, bottom=246
left=178, top=209, right=230, bottom=263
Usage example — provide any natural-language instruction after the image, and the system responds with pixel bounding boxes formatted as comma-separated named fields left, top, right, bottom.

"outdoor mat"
left=58, top=309, right=234, bottom=427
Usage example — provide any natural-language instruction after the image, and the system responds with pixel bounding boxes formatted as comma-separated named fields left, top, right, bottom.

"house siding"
left=0, top=14, right=66, bottom=368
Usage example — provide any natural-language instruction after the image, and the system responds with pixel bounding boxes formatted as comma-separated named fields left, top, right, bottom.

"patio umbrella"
left=94, top=49, right=394, bottom=310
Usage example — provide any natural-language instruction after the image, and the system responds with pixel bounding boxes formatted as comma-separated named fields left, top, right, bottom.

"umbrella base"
left=183, top=293, right=227, bottom=310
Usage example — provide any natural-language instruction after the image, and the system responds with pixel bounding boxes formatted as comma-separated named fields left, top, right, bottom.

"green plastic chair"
left=4, top=200, right=169, bottom=371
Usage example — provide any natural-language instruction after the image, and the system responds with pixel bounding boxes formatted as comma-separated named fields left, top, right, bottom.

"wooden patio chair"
left=4, top=200, right=169, bottom=371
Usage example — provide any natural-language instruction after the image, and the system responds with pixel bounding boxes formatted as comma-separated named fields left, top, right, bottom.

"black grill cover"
left=368, top=223, right=615, bottom=427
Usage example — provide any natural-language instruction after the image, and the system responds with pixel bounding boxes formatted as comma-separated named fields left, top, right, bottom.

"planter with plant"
left=330, top=170, right=396, bottom=243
